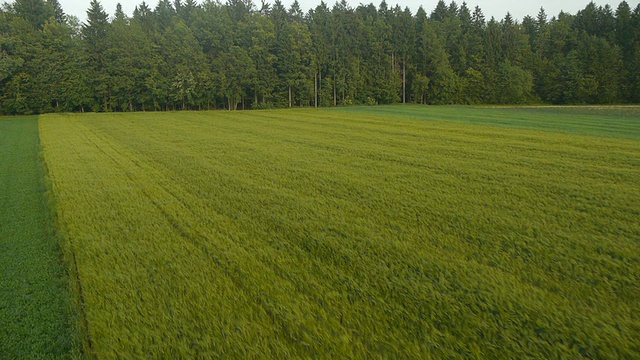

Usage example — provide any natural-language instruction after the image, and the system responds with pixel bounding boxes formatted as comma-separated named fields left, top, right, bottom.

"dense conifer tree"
left=0, top=0, right=638, bottom=114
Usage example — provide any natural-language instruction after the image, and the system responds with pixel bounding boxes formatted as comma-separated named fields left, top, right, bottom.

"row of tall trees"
left=1, top=0, right=639, bottom=114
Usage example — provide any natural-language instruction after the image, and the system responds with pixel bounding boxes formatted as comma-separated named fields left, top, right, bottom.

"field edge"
left=38, top=117, right=89, bottom=360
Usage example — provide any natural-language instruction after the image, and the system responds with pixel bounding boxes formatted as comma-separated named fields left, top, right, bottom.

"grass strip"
left=0, top=117, right=78, bottom=359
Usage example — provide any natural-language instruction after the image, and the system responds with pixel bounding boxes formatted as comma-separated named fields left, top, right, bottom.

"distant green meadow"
left=2, top=106, right=639, bottom=358
left=334, top=105, right=640, bottom=139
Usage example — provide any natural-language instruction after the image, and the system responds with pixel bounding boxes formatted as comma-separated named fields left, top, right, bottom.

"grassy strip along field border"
left=0, top=117, right=78, bottom=359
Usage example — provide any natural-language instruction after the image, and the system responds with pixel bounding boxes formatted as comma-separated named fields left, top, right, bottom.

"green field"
left=0, top=118, right=76, bottom=358
left=36, top=106, right=640, bottom=358
left=336, top=105, right=640, bottom=139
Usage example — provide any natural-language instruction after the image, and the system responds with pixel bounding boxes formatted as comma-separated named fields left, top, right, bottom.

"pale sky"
left=58, top=0, right=630, bottom=24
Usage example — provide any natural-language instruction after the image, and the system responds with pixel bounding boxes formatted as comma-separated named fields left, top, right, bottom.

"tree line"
left=1, top=0, right=639, bottom=114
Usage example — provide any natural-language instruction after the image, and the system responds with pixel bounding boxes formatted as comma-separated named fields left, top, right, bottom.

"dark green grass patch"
left=0, top=117, right=75, bottom=359
left=333, top=105, right=640, bottom=139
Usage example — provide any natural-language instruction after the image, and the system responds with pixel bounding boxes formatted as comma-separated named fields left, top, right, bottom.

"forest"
left=0, top=0, right=639, bottom=113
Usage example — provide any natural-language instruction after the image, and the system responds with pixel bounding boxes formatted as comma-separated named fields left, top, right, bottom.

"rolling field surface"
left=0, top=118, right=75, bottom=359
left=39, top=107, right=640, bottom=358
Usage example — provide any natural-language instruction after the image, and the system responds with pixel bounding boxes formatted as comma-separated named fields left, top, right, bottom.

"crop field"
left=335, top=105, right=640, bottom=139
left=38, top=106, right=640, bottom=358
left=0, top=118, right=75, bottom=358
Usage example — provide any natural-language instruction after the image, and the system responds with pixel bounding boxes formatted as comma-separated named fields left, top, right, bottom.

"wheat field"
left=39, top=106, right=640, bottom=358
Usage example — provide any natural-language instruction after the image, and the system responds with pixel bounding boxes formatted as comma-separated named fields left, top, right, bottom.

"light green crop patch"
left=40, top=107, right=640, bottom=358
left=0, top=117, right=77, bottom=359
